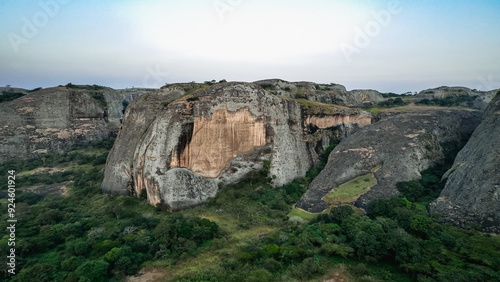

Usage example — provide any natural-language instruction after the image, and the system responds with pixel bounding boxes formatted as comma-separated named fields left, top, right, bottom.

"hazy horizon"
left=1, top=0, right=500, bottom=93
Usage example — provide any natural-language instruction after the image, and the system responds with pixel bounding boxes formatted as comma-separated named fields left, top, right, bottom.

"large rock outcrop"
left=253, top=79, right=384, bottom=107
left=296, top=108, right=482, bottom=213
left=102, top=82, right=372, bottom=211
left=0, top=86, right=143, bottom=162
left=416, top=86, right=499, bottom=110
left=429, top=92, right=500, bottom=233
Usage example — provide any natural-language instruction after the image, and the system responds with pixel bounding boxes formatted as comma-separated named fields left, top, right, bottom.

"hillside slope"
left=429, top=92, right=500, bottom=233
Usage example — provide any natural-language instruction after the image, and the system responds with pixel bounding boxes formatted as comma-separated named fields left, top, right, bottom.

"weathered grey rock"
left=0, top=86, right=144, bottom=163
left=416, top=86, right=499, bottom=110
left=102, top=82, right=372, bottom=211
left=101, top=84, right=189, bottom=195
left=429, top=92, right=500, bottom=233
left=253, top=79, right=384, bottom=106
left=296, top=108, right=482, bottom=213
left=342, top=89, right=385, bottom=106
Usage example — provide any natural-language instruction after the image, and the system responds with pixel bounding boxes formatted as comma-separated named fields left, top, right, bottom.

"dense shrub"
left=0, top=91, right=25, bottom=103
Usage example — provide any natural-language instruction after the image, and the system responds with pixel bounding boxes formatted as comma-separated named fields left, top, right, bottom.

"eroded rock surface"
left=102, top=82, right=372, bottom=211
left=296, top=108, right=481, bottom=213
left=0, top=86, right=142, bottom=162
left=429, top=92, right=500, bottom=233
left=416, top=86, right=499, bottom=110
left=253, top=79, right=384, bottom=106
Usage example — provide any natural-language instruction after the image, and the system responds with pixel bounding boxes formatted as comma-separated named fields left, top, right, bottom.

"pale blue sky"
left=1, top=0, right=499, bottom=93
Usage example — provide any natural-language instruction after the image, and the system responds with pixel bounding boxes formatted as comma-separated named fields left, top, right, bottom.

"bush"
left=396, top=180, right=425, bottom=201
left=329, top=205, right=354, bottom=223
left=0, top=91, right=25, bottom=103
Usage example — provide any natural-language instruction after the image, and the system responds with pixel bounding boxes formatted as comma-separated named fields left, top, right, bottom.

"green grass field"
left=322, top=173, right=377, bottom=204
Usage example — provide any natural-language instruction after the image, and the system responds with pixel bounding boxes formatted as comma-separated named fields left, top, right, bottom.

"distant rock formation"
left=296, top=108, right=481, bottom=213
left=102, top=82, right=372, bottom=211
left=416, top=86, right=499, bottom=110
left=429, top=92, right=500, bottom=233
left=253, top=79, right=385, bottom=106
left=0, top=86, right=145, bottom=162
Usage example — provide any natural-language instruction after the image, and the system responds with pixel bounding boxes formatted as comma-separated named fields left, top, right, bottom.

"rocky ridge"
left=416, top=86, right=499, bottom=110
left=253, top=79, right=385, bottom=106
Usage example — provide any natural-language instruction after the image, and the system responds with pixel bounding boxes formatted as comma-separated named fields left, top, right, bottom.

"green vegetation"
left=294, top=87, right=306, bottom=99
left=183, top=84, right=210, bottom=97
left=1, top=134, right=498, bottom=281
left=121, top=100, right=129, bottom=114
left=258, top=83, right=274, bottom=90
left=377, top=97, right=409, bottom=108
left=0, top=138, right=221, bottom=281
left=186, top=97, right=199, bottom=102
left=0, top=91, right=25, bottom=103
left=90, top=92, right=107, bottom=108
left=295, top=98, right=336, bottom=115
left=382, top=92, right=412, bottom=98
left=366, top=107, right=382, bottom=116
left=416, top=95, right=477, bottom=107
left=323, top=173, right=377, bottom=204
left=203, top=79, right=226, bottom=85
left=288, top=208, right=319, bottom=221
left=362, top=97, right=409, bottom=115
left=65, top=83, right=106, bottom=91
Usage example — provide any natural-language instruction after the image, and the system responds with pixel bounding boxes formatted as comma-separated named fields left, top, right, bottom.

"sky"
left=1, top=0, right=500, bottom=93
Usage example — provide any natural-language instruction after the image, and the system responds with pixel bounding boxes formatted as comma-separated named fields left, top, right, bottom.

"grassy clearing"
left=172, top=84, right=211, bottom=103
left=288, top=207, right=320, bottom=221
left=296, top=98, right=337, bottom=115
left=323, top=173, right=377, bottom=204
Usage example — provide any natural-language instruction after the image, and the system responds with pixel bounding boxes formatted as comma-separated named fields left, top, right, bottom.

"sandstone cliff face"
left=429, top=92, right=500, bottom=233
left=102, top=82, right=373, bottom=211
left=416, top=86, right=499, bottom=110
left=0, top=86, right=140, bottom=162
left=296, top=108, right=481, bottom=213
left=253, top=79, right=384, bottom=106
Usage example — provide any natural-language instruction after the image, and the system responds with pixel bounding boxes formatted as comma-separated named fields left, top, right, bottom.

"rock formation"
left=0, top=86, right=144, bottom=162
left=296, top=108, right=481, bottom=213
left=253, top=79, right=384, bottom=106
left=102, top=82, right=372, bottom=211
left=416, top=86, right=499, bottom=110
left=429, top=92, right=500, bottom=233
